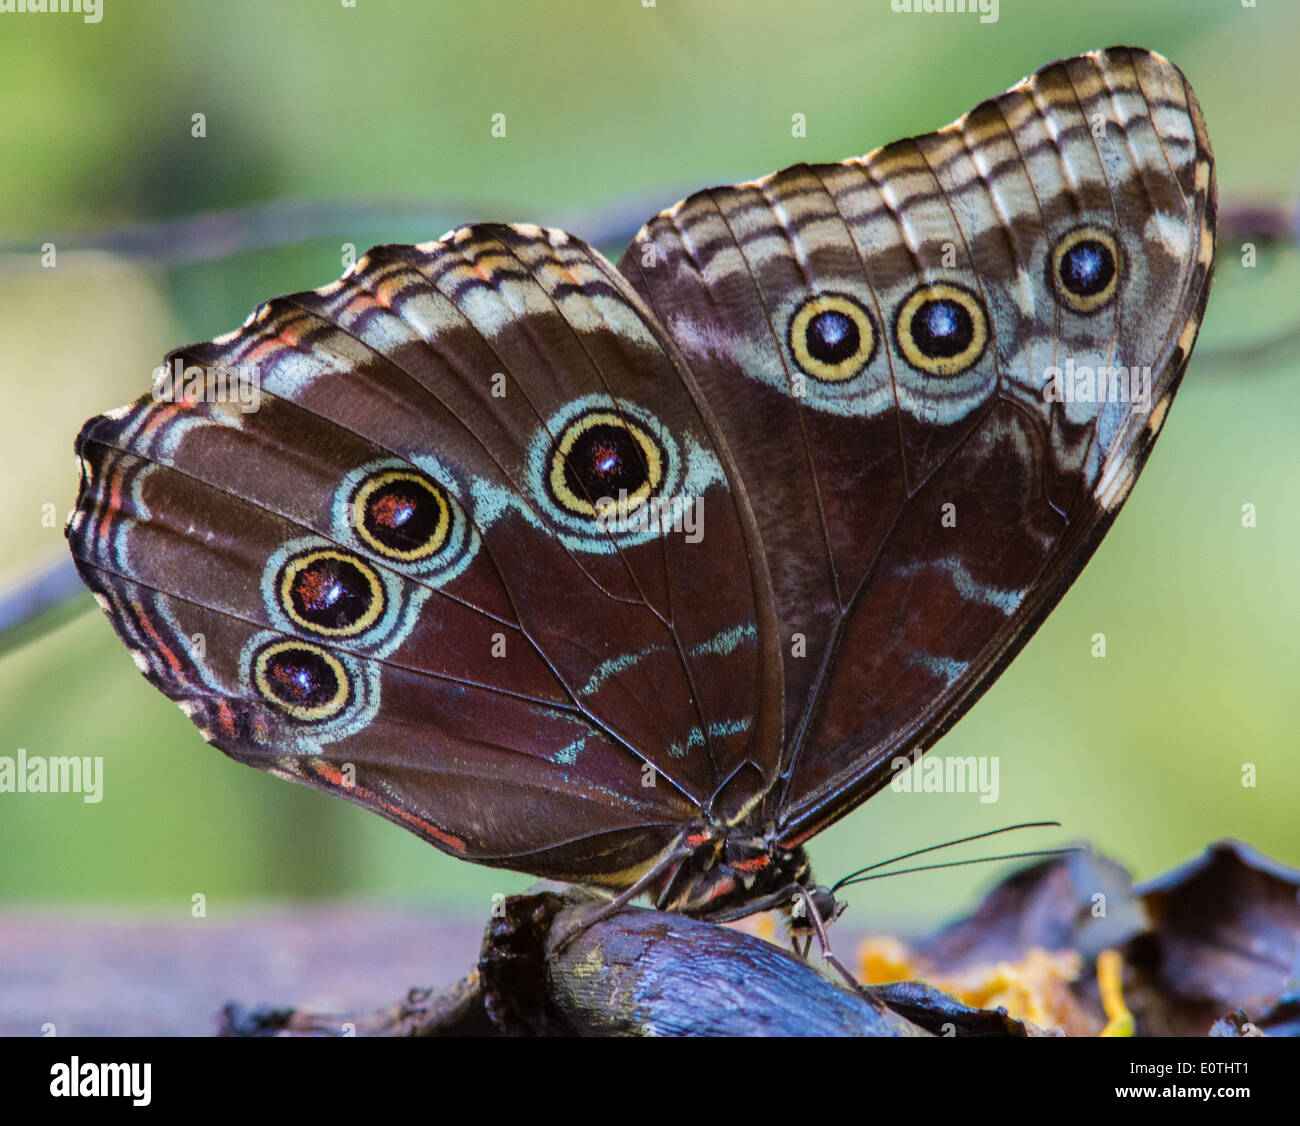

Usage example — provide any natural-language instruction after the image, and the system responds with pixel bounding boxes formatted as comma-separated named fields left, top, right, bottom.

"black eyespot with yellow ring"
left=893, top=282, right=989, bottom=378
left=546, top=411, right=665, bottom=519
left=1050, top=226, right=1122, bottom=314
left=789, top=294, right=877, bottom=382
left=253, top=640, right=351, bottom=723
left=350, top=469, right=451, bottom=563
left=277, top=549, right=385, bottom=638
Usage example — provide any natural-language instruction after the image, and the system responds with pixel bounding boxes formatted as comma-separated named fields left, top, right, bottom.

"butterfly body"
left=647, top=829, right=811, bottom=922
left=68, top=48, right=1215, bottom=925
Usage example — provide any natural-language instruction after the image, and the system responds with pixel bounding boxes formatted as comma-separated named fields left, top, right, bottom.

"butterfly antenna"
left=833, top=847, right=1083, bottom=891
left=830, top=820, right=1063, bottom=894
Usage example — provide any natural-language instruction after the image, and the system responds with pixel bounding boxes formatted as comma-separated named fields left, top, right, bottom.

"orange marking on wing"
left=140, top=406, right=168, bottom=436
left=134, top=603, right=185, bottom=678
left=215, top=700, right=237, bottom=739
left=245, top=333, right=296, bottom=362
left=730, top=855, right=770, bottom=873
left=311, top=762, right=467, bottom=852
left=372, top=276, right=402, bottom=308
left=684, top=831, right=711, bottom=848
left=96, top=467, right=126, bottom=551
left=313, top=762, right=345, bottom=785
left=388, top=805, right=467, bottom=852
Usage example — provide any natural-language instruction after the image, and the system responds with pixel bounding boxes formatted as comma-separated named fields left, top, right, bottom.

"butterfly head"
left=787, top=883, right=846, bottom=940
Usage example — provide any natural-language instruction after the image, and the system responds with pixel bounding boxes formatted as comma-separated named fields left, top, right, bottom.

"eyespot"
left=1050, top=226, right=1121, bottom=313
left=350, top=469, right=451, bottom=562
left=894, top=283, right=988, bottom=377
left=253, top=640, right=351, bottom=722
left=546, top=410, right=665, bottom=519
left=333, top=458, right=477, bottom=587
left=277, top=549, right=385, bottom=638
left=789, top=294, right=877, bottom=382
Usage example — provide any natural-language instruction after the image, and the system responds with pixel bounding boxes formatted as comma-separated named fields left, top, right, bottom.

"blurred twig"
left=0, top=555, right=89, bottom=658
left=0, top=188, right=701, bottom=275
left=1201, top=199, right=1300, bottom=368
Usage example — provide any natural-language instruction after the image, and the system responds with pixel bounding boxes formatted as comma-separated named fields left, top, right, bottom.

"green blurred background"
left=1, top=0, right=1296, bottom=935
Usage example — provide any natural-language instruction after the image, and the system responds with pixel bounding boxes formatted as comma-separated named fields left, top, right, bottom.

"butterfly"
left=67, top=46, right=1215, bottom=931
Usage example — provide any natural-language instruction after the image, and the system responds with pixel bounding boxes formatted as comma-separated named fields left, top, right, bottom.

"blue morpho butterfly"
left=67, top=48, right=1215, bottom=947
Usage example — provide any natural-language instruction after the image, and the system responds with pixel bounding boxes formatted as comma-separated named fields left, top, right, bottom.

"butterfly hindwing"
left=69, top=224, right=784, bottom=885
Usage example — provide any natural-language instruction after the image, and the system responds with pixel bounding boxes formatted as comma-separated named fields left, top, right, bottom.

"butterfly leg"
left=549, top=846, right=694, bottom=957
left=788, top=884, right=885, bottom=1008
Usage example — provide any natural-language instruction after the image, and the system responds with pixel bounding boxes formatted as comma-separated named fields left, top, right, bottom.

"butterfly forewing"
left=618, top=46, right=1215, bottom=844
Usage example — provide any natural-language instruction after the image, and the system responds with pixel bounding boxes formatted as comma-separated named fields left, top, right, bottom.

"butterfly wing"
left=69, top=224, right=784, bottom=886
left=618, top=46, right=1216, bottom=844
